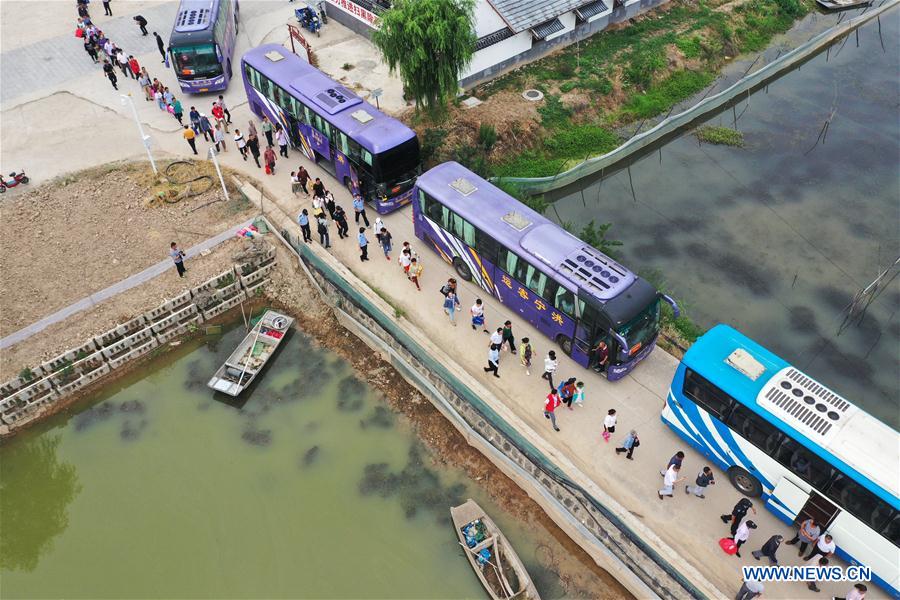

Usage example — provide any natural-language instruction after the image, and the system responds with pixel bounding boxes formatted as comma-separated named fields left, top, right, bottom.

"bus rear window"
left=373, top=137, right=420, bottom=184
left=172, top=44, right=222, bottom=79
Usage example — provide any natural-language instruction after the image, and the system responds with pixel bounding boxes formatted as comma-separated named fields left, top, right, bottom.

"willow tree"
left=373, top=0, right=476, bottom=112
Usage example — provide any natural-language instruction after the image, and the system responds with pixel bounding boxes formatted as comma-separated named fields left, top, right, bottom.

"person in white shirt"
left=490, top=327, right=503, bottom=347
left=658, top=464, right=684, bottom=500
left=470, top=300, right=485, bottom=332
left=735, top=578, right=764, bottom=600
left=835, top=583, right=867, bottom=600
left=731, top=519, right=758, bottom=557
left=602, top=409, right=617, bottom=441
left=541, top=350, right=558, bottom=391
left=805, top=534, right=836, bottom=562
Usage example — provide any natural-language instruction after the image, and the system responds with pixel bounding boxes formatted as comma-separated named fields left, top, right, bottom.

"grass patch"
left=695, top=125, right=745, bottom=146
left=621, top=69, right=715, bottom=120
left=675, top=35, right=702, bottom=58
left=493, top=124, right=620, bottom=178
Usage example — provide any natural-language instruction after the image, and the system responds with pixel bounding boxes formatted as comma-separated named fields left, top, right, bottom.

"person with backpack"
left=519, top=337, right=533, bottom=375
left=686, top=466, right=715, bottom=498
left=615, top=430, right=639, bottom=459
left=316, top=215, right=331, bottom=248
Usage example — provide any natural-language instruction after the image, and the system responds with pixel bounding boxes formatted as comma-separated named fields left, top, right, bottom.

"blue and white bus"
left=168, top=0, right=240, bottom=94
left=664, top=324, right=899, bottom=595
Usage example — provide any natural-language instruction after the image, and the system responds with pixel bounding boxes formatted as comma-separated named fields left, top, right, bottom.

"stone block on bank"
left=144, top=289, right=194, bottom=323
left=40, top=338, right=99, bottom=375
left=93, top=314, right=148, bottom=349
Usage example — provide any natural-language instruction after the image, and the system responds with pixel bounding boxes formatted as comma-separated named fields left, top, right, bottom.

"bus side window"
left=338, top=132, right=350, bottom=157
left=498, top=249, right=528, bottom=283
left=451, top=213, right=475, bottom=247
left=417, top=189, right=426, bottom=214
left=774, top=438, right=833, bottom=489
left=682, top=369, right=734, bottom=420
left=826, top=475, right=882, bottom=527
left=727, top=406, right=782, bottom=452
left=525, top=265, right=547, bottom=298
left=423, top=191, right=444, bottom=225
left=553, top=287, right=575, bottom=317
left=473, top=228, right=499, bottom=265
left=882, top=512, right=900, bottom=547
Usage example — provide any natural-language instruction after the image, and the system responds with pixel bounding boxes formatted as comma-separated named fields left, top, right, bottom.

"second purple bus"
left=168, top=0, right=240, bottom=94
left=241, top=44, right=420, bottom=214
left=413, top=162, right=680, bottom=379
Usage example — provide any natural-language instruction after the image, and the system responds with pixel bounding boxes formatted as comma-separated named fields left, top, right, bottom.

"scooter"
left=0, top=170, right=29, bottom=193
left=295, top=5, right=321, bottom=37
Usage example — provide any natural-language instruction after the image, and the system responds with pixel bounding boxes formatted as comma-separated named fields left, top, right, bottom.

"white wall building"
left=322, top=0, right=666, bottom=88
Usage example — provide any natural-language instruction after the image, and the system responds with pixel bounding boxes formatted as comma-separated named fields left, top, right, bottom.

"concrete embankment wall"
left=494, top=1, right=899, bottom=195
left=0, top=249, right=276, bottom=433
left=253, top=193, right=722, bottom=599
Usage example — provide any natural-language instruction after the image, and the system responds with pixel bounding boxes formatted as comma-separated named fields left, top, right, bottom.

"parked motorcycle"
left=295, top=5, right=321, bottom=37
left=0, top=170, right=29, bottom=193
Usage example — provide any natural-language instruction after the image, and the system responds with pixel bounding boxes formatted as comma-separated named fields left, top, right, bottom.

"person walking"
left=275, top=124, right=289, bottom=158
left=751, top=534, right=783, bottom=564
left=312, top=177, right=325, bottom=200
left=658, top=464, right=685, bottom=500
left=544, top=388, right=562, bottom=432
left=83, top=39, right=99, bottom=63
left=247, top=119, right=258, bottom=141
left=198, top=113, right=213, bottom=142
left=333, top=205, right=349, bottom=239
left=378, top=227, right=392, bottom=260
left=139, top=70, right=152, bottom=100
left=102, top=0, right=113, bottom=15
left=560, top=377, right=577, bottom=409
left=735, top=578, right=764, bottom=600
left=189, top=106, right=201, bottom=130
left=483, top=344, right=500, bottom=378
left=135, top=15, right=149, bottom=36
left=834, top=583, right=867, bottom=600
left=685, top=466, right=715, bottom=498
left=573, top=381, right=586, bottom=406
left=115, top=48, right=129, bottom=77
left=660, top=451, right=685, bottom=476
left=358, top=227, right=369, bottom=262
left=602, top=409, right=617, bottom=442
left=592, top=340, right=610, bottom=373
left=170, top=242, right=186, bottom=277
left=730, top=519, right=757, bottom=557
left=247, top=132, right=261, bottom=168
left=443, top=290, right=461, bottom=325
left=261, top=116, right=274, bottom=147
left=172, top=98, right=184, bottom=125
left=785, top=517, right=820, bottom=557
left=213, top=123, right=226, bottom=153
left=128, top=55, right=140, bottom=80
left=721, top=498, right=757, bottom=537
left=101, top=59, right=118, bottom=89
left=399, top=248, right=412, bottom=275
left=154, top=88, right=165, bottom=111
left=182, top=125, right=197, bottom=155
left=501, top=320, right=516, bottom=354
left=298, top=209, right=312, bottom=243
left=217, top=95, right=231, bottom=123
left=163, top=87, right=174, bottom=107
left=615, top=430, right=639, bottom=459
left=264, top=145, right=277, bottom=174
left=212, top=103, right=228, bottom=132
left=470, top=299, right=487, bottom=332
left=490, top=327, right=503, bottom=348
left=806, top=556, right=830, bottom=592
left=317, top=215, right=331, bottom=248
left=352, top=194, right=370, bottom=227
left=324, top=191, right=337, bottom=220
left=408, top=257, right=423, bottom=291
left=804, top=534, right=835, bottom=563
left=233, top=130, right=247, bottom=159
left=153, top=32, right=166, bottom=61
left=541, top=351, right=558, bottom=391
left=296, top=166, right=310, bottom=196
left=519, top=337, right=533, bottom=374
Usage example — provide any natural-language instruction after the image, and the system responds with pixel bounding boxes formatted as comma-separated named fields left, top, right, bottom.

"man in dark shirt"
left=102, top=60, right=118, bottom=89
left=153, top=32, right=167, bottom=62
left=686, top=466, right=715, bottom=498
left=134, top=15, right=148, bottom=36
left=592, top=340, right=609, bottom=373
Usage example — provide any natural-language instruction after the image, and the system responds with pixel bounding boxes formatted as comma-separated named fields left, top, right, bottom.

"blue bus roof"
left=242, top=45, right=416, bottom=155
left=416, top=162, right=638, bottom=302
left=174, top=0, right=217, bottom=32
left=683, top=324, right=899, bottom=507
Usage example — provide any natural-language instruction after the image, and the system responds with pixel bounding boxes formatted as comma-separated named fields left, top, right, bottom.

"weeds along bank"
left=415, top=0, right=813, bottom=180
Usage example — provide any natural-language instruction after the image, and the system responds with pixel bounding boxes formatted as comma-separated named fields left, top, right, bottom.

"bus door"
left=796, top=490, right=840, bottom=530
left=573, top=293, right=605, bottom=367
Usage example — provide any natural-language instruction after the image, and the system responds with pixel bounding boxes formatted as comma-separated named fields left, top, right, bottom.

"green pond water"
left=0, top=319, right=604, bottom=599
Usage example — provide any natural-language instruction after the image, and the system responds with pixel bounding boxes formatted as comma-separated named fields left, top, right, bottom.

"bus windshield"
left=373, top=137, right=421, bottom=192
left=617, top=297, right=660, bottom=356
left=172, top=44, right=222, bottom=80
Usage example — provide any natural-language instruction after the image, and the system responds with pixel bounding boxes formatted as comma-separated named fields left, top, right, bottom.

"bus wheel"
left=453, top=258, right=472, bottom=281
left=728, top=467, right=762, bottom=497
left=557, top=335, right=573, bottom=356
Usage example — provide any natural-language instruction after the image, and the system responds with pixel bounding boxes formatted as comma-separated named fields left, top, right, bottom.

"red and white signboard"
left=327, top=0, right=381, bottom=28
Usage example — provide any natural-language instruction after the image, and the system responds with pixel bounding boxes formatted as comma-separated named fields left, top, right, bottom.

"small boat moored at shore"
left=816, top=0, right=871, bottom=10
left=207, top=310, right=293, bottom=396
left=450, top=499, right=541, bottom=600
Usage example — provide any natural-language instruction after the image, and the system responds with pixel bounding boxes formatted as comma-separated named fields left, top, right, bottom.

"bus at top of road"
left=168, top=0, right=240, bottom=94
left=241, top=44, right=421, bottom=214
left=664, top=324, right=899, bottom=595
left=412, top=162, right=680, bottom=379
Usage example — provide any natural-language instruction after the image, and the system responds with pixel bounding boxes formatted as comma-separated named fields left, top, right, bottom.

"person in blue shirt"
left=358, top=227, right=369, bottom=261
left=297, top=209, right=311, bottom=243
left=352, top=194, right=370, bottom=227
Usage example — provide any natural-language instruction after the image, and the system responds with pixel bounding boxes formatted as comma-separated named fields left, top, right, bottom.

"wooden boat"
left=816, top=0, right=870, bottom=10
left=450, top=499, right=541, bottom=600
left=207, top=310, right=293, bottom=396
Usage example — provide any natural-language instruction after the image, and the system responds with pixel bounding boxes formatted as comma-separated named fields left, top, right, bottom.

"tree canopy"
left=373, top=0, right=476, bottom=112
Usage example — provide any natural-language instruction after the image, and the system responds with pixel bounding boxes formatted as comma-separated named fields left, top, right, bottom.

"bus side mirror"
left=611, top=331, right=629, bottom=362
left=215, top=45, right=223, bottom=62
left=662, top=294, right=680, bottom=319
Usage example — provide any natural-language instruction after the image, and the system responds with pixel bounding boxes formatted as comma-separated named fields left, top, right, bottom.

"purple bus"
left=241, top=44, right=421, bottom=214
left=413, top=162, right=680, bottom=380
left=168, top=0, right=240, bottom=94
